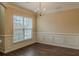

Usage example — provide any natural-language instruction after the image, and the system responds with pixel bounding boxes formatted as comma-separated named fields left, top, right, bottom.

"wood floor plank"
left=0, top=43, right=79, bottom=56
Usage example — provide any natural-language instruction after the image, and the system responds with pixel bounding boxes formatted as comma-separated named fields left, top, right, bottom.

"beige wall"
left=0, top=4, right=6, bottom=52
left=0, top=3, right=37, bottom=53
left=37, top=8, right=79, bottom=33
left=37, top=8, right=79, bottom=49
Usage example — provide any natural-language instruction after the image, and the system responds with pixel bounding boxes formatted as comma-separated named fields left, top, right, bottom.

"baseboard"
left=37, top=42, right=79, bottom=50
left=3, top=42, right=36, bottom=54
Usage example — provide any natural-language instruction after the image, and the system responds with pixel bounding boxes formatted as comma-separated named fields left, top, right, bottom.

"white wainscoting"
left=0, top=39, right=2, bottom=43
left=0, top=37, right=3, bottom=43
left=37, top=32, right=79, bottom=50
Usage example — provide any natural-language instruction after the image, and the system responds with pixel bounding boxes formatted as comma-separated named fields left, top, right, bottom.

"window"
left=13, top=15, right=32, bottom=43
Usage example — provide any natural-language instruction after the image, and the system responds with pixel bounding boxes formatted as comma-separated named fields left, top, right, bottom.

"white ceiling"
left=9, top=2, right=79, bottom=14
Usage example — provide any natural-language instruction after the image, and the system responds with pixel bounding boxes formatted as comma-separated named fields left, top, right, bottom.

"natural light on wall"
left=13, top=15, right=32, bottom=43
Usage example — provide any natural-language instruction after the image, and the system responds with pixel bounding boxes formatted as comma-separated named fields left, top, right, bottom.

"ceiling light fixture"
left=34, top=2, right=46, bottom=16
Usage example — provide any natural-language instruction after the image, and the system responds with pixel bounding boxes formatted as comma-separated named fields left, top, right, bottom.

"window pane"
left=24, top=17, right=28, bottom=26
left=13, top=16, right=24, bottom=29
left=28, top=18, right=32, bottom=28
left=13, top=29, right=24, bottom=42
left=24, top=29, right=32, bottom=39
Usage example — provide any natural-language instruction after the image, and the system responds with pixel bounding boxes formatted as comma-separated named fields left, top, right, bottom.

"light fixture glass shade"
left=34, top=2, right=46, bottom=16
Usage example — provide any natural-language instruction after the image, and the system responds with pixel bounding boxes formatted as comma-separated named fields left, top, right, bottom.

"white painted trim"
left=0, top=35, right=13, bottom=37
left=37, top=32, right=79, bottom=50
left=38, top=42, right=79, bottom=50
left=37, top=32, right=79, bottom=36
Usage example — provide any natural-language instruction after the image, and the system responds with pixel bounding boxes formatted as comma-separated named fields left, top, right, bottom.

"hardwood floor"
left=1, top=43, right=79, bottom=56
